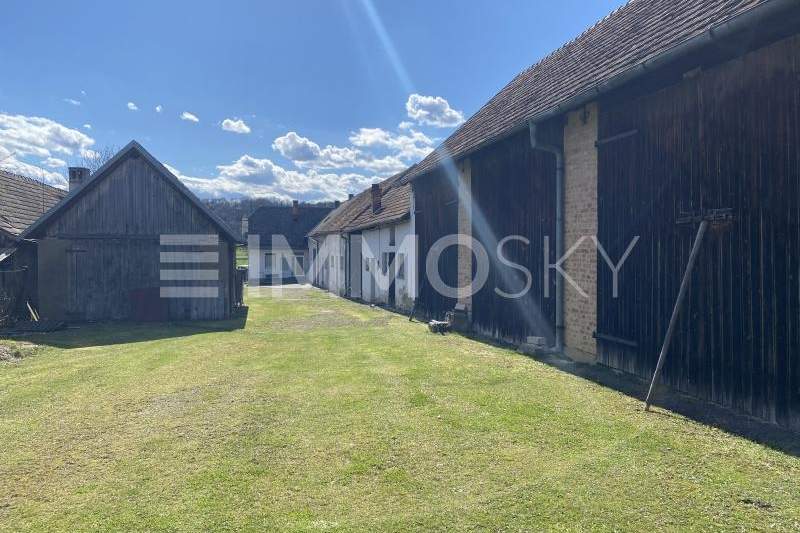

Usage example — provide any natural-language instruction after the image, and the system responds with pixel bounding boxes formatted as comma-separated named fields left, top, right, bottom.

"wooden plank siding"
left=412, top=169, right=459, bottom=320
left=470, top=130, right=558, bottom=344
left=36, top=151, right=234, bottom=322
left=596, top=34, right=800, bottom=429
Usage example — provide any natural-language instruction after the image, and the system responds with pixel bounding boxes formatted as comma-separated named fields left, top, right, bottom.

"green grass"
left=1, top=288, right=799, bottom=531
left=236, top=245, right=248, bottom=268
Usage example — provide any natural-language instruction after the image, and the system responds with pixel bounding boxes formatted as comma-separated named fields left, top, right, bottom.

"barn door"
left=66, top=246, right=87, bottom=319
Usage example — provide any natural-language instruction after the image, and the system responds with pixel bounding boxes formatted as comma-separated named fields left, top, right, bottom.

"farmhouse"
left=21, top=141, right=243, bottom=322
left=0, top=170, right=66, bottom=320
left=245, top=201, right=333, bottom=284
left=309, top=169, right=416, bottom=309
left=408, top=0, right=800, bottom=429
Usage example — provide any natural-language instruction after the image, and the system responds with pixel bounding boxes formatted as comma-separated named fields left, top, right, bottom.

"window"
left=382, top=252, right=389, bottom=275
left=389, top=226, right=396, bottom=246
left=340, top=255, right=345, bottom=271
left=364, top=258, right=370, bottom=272
left=397, top=253, right=405, bottom=280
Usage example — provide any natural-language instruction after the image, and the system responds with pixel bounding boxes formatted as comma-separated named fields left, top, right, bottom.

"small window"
left=397, top=254, right=405, bottom=280
left=382, top=253, right=389, bottom=275
left=340, top=255, right=345, bottom=271
left=364, top=258, right=370, bottom=272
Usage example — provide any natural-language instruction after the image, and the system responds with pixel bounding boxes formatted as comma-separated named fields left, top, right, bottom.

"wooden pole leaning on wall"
left=644, top=219, right=709, bottom=412
left=644, top=208, right=734, bottom=411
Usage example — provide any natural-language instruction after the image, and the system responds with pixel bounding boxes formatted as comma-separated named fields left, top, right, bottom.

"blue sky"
left=0, top=0, right=625, bottom=201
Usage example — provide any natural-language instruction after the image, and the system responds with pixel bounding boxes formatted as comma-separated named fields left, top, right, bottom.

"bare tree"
left=74, top=145, right=118, bottom=174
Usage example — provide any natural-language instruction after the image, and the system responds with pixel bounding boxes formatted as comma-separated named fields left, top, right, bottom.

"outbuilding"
left=21, top=141, right=243, bottom=321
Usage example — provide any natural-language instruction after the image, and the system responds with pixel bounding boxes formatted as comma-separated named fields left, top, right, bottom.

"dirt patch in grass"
left=0, top=341, right=37, bottom=363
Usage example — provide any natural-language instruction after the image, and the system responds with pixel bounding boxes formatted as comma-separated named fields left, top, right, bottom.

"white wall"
left=360, top=220, right=416, bottom=310
left=311, top=234, right=347, bottom=295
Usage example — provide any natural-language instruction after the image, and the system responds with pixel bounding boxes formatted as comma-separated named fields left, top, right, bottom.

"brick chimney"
left=292, top=199, right=299, bottom=220
left=348, top=193, right=354, bottom=200
left=68, top=167, right=90, bottom=192
left=371, top=184, right=381, bottom=213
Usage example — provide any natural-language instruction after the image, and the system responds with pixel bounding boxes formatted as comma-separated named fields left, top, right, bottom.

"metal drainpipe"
left=528, top=119, right=565, bottom=353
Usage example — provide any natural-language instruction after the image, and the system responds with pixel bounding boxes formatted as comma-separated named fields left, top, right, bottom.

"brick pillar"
left=457, top=158, right=473, bottom=312
left=563, top=102, right=598, bottom=362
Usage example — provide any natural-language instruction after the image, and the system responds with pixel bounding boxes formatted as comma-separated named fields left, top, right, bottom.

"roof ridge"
left=0, top=168, right=66, bottom=195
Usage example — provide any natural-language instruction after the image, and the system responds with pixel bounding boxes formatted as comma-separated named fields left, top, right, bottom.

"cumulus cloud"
left=406, top=93, right=464, bottom=127
left=0, top=113, right=95, bottom=188
left=221, top=118, right=251, bottom=134
left=155, top=105, right=163, bottom=113
left=165, top=163, right=290, bottom=201
left=41, top=156, right=66, bottom=168
left=272, top=131, right=408, bottom=175
left=180, top=111, right=199, bottom=123
left=127, top=101, right=138, bottom=111
left=0, top=113, right=95, bottom=159
left=349, top=127, right=434, bottom=160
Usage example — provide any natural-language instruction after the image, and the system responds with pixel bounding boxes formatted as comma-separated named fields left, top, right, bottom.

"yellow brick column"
left=563, top=103, right=598, bottom=362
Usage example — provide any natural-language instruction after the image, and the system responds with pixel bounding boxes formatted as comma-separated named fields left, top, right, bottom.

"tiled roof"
left=344, top=177, right=411, bottom=232
left=308, top=169, right=413, bottom=237
left=0, top=169, right=66, bottom=238
left=248, top=204, right=334, bottom=249
left=407, top=0, right=771, bottom=180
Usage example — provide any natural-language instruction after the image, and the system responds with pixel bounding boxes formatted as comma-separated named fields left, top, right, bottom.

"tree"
left=74, top=145, right=118, bottom=174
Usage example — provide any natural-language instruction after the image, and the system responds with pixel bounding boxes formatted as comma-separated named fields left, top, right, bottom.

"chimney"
left=292, top=199, right=299, bottom=220
left=68, top=167, right=90, bottom=192
left=371, top=183, right=382, bottom=213
left=334, top=200, right=341, bottom=208
left=348, top=193, right=354, bottom=200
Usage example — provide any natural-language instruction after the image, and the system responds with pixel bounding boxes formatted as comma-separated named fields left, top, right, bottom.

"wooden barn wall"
left=38, top=153, right=232, bottom=321
left=413, top=169, right=458, bottom=320
left=596, top=34, right=800, bottom=429
left=470, top=130, right=557, bottom=344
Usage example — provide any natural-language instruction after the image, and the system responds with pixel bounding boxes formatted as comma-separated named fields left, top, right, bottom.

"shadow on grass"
left=520, top=349, right=800, bottom=458
left=4, top=307, right=249, bottom=349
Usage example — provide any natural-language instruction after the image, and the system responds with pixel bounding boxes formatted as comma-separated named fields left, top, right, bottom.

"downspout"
left=528, top=119, right=565, bottom=353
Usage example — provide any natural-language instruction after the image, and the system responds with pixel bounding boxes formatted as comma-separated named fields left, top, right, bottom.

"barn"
left=408, top=0, right=800, bottom=429
left=21, top=141, right=243, bottom=322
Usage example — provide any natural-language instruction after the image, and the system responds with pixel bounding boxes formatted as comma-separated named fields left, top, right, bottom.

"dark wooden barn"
left=21, top=141, right=243, bottom=322
left=406, top=0, right=800, bottom=430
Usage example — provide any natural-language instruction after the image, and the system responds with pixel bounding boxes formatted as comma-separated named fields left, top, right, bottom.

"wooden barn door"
left=597, top=34, right=800, bottom=428
left=65, top=246, right=88, bottom=319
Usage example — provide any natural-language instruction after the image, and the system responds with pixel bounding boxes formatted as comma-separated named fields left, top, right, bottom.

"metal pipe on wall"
left=528, top=120, right=565, bottom=352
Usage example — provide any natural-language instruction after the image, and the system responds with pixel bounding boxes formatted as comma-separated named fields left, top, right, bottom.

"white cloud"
left=349, top=127, right=433, bottom=160
left=0, top=113, right=95, bottom=159
left=0, top=113, right=94, bottom=188
left=398, top=121, right=413, bottom=130
left=180, top=111, right=199, bottom=123
left=41, top=156, right=66, bottom=168
left=406, top=93, right=464, bottom=127
left=63, top=98, right=81, bottom=106
left=155, top=105, right=163, bottom=113
left=165, top=162, right=290, bottom=201
left=221, top=118, right=251, bottom=134
left=83, top=123, right=92, bottom=130
left=271, top=131, right=408, bottom=175
left=127, top=101, right=138, bottom=111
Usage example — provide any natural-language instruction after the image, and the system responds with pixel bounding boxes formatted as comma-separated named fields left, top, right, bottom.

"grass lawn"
left=236, top=245, right=248, bottom=268
left=1, top=288, right=799, bottom=531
